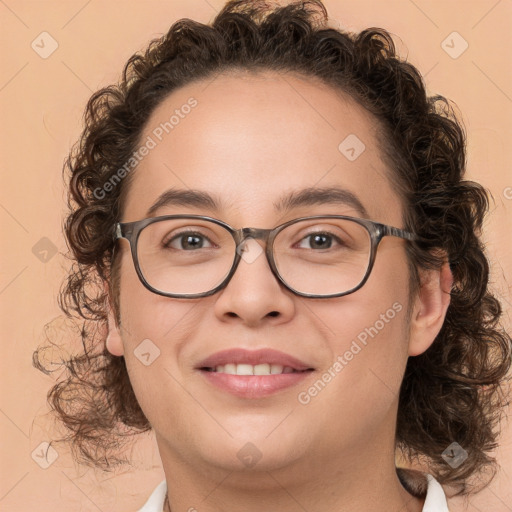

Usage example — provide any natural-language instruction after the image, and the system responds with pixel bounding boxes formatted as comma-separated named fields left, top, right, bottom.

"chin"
left=189, top=428, right=306, bottom=474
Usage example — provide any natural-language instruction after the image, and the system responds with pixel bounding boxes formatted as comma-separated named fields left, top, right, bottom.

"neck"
left=156, top=438, right=426, bottom=512
left=163, top=469, right=426, bottom=512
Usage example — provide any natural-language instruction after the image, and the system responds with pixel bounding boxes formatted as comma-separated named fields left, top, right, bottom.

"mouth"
left=196, top=348, right=315, bottom=398
left=200, top=364, right=313, bottom=375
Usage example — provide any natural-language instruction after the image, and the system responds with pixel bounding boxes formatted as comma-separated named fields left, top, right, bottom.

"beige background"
left=0, top=0, right=511, bottom=510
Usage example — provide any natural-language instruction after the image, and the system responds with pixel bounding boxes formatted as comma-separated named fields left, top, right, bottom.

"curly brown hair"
left=33, top=0, right=511, bottom=497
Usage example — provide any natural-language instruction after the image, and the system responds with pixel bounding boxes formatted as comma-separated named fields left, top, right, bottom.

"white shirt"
left=137, top=473, right=450, bottom=511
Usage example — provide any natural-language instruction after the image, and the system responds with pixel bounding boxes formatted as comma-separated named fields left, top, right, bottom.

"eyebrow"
left=146, top=186, right=369, bottom=218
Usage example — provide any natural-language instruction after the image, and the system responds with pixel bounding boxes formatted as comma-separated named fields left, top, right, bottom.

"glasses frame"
left=113, top=214, right=417, bottom=299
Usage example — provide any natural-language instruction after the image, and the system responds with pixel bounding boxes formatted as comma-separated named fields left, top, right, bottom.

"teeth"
left=236, top=364, right=253, bottom=375
left=254, top=363, right=270, bottom=375
left=212, top=363, right=297, bottom=375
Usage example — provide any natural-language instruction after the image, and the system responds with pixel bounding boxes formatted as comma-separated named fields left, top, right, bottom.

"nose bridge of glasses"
left=236, top=227, right=273, bottom=246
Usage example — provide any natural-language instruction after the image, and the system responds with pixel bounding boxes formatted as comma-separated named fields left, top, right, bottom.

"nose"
left=213, top=238, right=296, bottom=327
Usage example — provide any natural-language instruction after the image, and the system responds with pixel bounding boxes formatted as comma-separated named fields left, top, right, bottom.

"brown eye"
left=296, top=232, right=342, bottom=250
left=163, top=231, right=214, bottom=250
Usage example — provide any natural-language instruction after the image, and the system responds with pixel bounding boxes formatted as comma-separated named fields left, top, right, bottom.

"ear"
left=104, top=282, right=124, bottom=357
left=408, top=260, right=453, bottom=357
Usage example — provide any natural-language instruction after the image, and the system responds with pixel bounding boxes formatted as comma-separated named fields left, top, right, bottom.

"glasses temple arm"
left=382, top=225, right=417, bottom=241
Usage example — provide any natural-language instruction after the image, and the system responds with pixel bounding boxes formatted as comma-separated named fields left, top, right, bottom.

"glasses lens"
left=273, top=218, right=371, bottom=296
left=135, top=217, right=371, bottom=297
left=137, top=218, right=236, bottom=295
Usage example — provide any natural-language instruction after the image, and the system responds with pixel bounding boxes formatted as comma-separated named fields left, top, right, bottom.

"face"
left=107, top=71, right=430, bottom=476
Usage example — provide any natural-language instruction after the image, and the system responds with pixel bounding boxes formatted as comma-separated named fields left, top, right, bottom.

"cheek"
left=307, top=249, right=411, bottom=406
left=298, top=296, right=409, bottom=444
left=117, top=250, right=193, bottom=339
left=320, top=243, right=410, bottom=348
left=117, top=290, right=197, bottom=434
left=115, top=260, right=194, bottom=399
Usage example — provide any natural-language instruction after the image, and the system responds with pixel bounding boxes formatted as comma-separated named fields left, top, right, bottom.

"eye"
left=163, top=231, right=215, bottom=251
left=296, top=232, right=343, bottom=250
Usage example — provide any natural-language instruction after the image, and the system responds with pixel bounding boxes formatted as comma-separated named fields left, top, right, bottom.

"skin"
left=106, top=71, right=453, bottom=512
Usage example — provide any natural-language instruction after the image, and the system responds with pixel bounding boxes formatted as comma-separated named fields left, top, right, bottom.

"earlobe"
left=105, top=284, right=124, bottom=357
left=106, top=307, right=124, bottom=356
left=408, top=261, right=453, bottom=357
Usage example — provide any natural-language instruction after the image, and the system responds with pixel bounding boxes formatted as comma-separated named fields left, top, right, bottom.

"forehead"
left=122, top=71, right=402, bottom=226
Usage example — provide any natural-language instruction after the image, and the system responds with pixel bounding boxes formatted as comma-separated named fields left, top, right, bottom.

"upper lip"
left=196, top=348, right=315, bottom=371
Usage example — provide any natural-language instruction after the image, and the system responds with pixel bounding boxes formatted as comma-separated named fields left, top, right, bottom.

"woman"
left=34, top=1, right=511, bottom=511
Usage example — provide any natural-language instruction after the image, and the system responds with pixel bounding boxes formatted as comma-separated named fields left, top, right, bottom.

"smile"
left=202, top=363, right=310, bottom=375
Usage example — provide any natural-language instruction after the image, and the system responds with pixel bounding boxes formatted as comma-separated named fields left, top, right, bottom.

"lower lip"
left=199, top=370, right=314, bottom=398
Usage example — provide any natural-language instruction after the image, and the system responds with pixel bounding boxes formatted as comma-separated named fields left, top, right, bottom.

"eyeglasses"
left=113, top=214, right=416, bottom=299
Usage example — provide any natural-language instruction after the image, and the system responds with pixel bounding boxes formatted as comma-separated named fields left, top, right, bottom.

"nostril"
left=268, top=311, right=279, bottom=317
